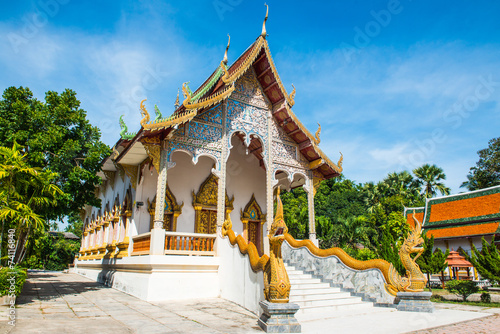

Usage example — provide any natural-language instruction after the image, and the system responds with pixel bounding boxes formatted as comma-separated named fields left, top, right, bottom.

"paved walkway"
left=1, top=271, right=500, bottom=334
left=1, top=271, right=261, bottom=333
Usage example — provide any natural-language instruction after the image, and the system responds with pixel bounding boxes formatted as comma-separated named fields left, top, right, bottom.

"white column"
left=150, top=145, right=167, bottom=255
left=217, top=100, right=228, bottom=233
left=306, top=172, right=318, bottom=246
left=264, top=112, right=274, bottom=256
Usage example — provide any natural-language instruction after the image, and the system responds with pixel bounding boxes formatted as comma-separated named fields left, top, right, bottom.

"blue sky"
left=1, top=0, right=499, bottom=195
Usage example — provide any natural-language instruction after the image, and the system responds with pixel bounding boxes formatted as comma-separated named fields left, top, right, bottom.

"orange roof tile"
left=426, top=222, right=499, bottom=239
left=428, top=193, right=500, bottom=223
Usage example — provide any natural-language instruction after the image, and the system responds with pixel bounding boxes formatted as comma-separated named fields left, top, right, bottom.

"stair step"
left=290, top=278, right=322, bottom=284
left=297, top=301, right=373, bottom=314
left=292, top=296, right=363, bottom=308
left=291, top=282, right=331, bottom=289
left=290, top=284, right=341, bottom=295
left=289, top=292, right=352, bottom=301
left=286, top=269, right=312, bottom=278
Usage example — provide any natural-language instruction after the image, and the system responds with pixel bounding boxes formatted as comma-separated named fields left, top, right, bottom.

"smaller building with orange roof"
left=405, top=185, right=500, bottom=281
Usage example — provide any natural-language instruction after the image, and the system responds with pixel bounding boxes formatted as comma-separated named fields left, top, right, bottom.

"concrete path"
left=1, top=271, right=499, bottom=334
left=0, top=271, right=261, bottom=334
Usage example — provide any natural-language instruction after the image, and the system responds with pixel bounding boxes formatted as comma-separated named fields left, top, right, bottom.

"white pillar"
left=150, top=145, right=167, bottom=255
left=264, top=112, right=274, bottom=256
left=306, top=173, right=318, bottom=247
left=216, top=100, right=228, bottom=234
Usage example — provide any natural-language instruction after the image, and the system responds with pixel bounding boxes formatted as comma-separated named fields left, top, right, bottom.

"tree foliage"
left=0, top=86, right=110, bottom=220
left=281, top=164, right=451, bottom=273
left=416, top=234, right=449, bottom=289
left=462, top=137, right=500, bottom=190
left=0, top=143, right=63, bottom=264
left=413, top=164, right=451, bottom=198
left=445, top=280, right=479, bottom=302
left=466, top=237, right=500, bottom=284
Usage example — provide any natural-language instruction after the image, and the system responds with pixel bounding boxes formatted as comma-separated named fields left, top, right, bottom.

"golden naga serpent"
left=222, top=215, right=269, bottom=271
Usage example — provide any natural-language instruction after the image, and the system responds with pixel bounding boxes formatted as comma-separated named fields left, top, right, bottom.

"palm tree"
left=412, top=164, right=451, bottom=198
left=332, top=216, right=376, bottom=250
left=0, top=143, right=62, bottom=264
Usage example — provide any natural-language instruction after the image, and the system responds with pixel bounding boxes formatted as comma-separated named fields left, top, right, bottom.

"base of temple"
left=258, top=300, right=301, bottom=333
left=396, top=292, right=434, bottom=313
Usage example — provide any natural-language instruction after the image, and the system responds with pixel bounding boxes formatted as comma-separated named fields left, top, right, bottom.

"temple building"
left=75, top=21, right=343, bottom=313
left=405, top=184, right=500, bottom=281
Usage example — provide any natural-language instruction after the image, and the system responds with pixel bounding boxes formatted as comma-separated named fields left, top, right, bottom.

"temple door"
left=248, top=220, right=262, bottom=256
left=193, top=171, right=234, bottom=234
left=241, top=194, right=265, bottom=256
left=199, top=209, right=217, bottom=234
left=147, top=183, right=183, bottom=232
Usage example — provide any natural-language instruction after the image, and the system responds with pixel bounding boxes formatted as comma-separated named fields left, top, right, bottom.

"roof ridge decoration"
left=154, top=104, right=162, bottom=122
left=223, top=34, right=230, bottom=65
left=315, top=123, right=321, bottom=145
left=140, top=99, right=150, bottom=127
left=261, top=4, right=268, bottom=38
left=288, top=84, right=296, bottom=107
left=174, top=88, right=180, bottom=109
left=119, top=115, right=136, bottom=140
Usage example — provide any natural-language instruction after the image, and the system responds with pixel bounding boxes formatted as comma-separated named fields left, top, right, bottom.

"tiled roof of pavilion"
left=136, top=34, right=343, bottom=179
left=404, top=185, right=500, bottom=239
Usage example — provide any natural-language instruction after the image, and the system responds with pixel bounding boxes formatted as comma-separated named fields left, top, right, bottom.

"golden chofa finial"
left=261, top=4, right=269, bottom=38
left=223, top=34, right=230, bottom=65
left=174, top=88, right=180, bottom=109
left=140, top=99, right=150, bottom=126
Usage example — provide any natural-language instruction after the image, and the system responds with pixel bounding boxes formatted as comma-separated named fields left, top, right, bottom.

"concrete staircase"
left=286, top=263, right=395, bottom=322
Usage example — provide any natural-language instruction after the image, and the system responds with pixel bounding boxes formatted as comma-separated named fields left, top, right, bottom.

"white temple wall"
left=226, top=136, right=266, bottom=235
left=134, top=166, right=158, bottom=235
left=217, top=235, right=265, bottom=315
left=168, top=152, right=217, bottom=233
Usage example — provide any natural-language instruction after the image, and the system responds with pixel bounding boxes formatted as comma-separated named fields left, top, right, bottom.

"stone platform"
left=258, top=300, right=301, bottom=333
left=396, top=291, right=434, bottom=313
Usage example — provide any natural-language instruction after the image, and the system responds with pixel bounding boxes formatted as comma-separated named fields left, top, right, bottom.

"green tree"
left=280, top=188, right=308, bottom=239
left=461, top=137, right=500, bottom=190
left=413, top=164, right=451, bottom=198
left=0, top=86, right=110, bottom=220
left=416, top=234, right=449, bottom=291
left=377, top=229, right=405, bottom=276
left=65, top=212, right=84, bottom=239
left=466, top=237, right=500, bottom=284
left=446, top=280, right=479, bottom=302
left=331, top=216, right=376, bottom=250
left=0, top=144, right=63, bottom=264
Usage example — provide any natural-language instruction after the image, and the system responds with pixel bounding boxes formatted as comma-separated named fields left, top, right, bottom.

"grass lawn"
left=430, top=296, right=500, bottom=307
left=426, top=287, right=500, bottom=307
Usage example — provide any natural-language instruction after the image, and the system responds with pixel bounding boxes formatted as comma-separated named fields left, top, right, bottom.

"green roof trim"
left=424, top=213, right=500, bottom=228
left=190, top=64, right=225, bottom=102
left=426, top=185, right=500, bottom=205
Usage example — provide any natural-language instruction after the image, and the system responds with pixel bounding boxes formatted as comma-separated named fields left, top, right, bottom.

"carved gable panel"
left=232, top=69, right=270, bottom=109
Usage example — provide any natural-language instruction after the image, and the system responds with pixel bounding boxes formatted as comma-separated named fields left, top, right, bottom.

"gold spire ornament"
left=174, top=88, right=180, bottom=109
left=314, top=123, right=321, bottom=144
left=223, top=34, right=230, bottom=65
left=288, top=84, right=296, bottom=107
left=140, top=99, right=150, bottom=127
left=261, top=4, right=269, bottom=38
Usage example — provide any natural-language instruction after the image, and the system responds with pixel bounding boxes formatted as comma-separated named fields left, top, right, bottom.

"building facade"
left=75, top=31, right=343, bottom=313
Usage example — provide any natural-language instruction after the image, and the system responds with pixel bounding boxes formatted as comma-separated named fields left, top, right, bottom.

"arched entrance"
left=147, top=183, right=183, bottom=231
left=241, top=194, right=266, bottom=256
left=193, top=171, right=234, bottom=234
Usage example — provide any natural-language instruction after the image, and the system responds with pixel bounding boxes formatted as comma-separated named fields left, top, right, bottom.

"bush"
left=0, top=267, right=27, bottom=297
left=356, top=248, right=377, bottom=261
left=445, top=280, right=479, bottom=302
left=481, top=292, right=491, bottom=303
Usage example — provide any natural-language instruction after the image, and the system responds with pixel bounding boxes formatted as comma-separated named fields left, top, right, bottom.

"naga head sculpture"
left=268, top=186, right=288, bottom=244
left=402, top=212, right=425, bottom=254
